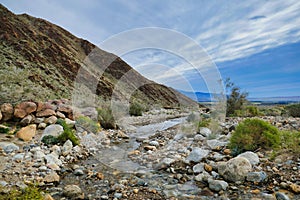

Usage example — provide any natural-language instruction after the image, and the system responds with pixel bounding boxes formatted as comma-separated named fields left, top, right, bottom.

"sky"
left=1, top=0, right=300, bottom=98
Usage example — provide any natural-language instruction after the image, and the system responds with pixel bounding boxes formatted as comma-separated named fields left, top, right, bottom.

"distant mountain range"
left=178, top=90, right=300, bottom=104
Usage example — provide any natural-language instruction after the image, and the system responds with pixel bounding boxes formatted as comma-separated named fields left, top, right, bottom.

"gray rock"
left=193, top=163, right=205, bottom=173
left=38, top=122, right=47, bottom=129
left=34, top=150, right=45, bottom=160
left=275, top=192, right=290, bottom=200
left=246, top=171, right=267, bottom=182
left=42, top=124, right=64, bottom=140
left=194, top=171, right=211, bottom=182
left=237, top=151, right=260, bottom=166
left=45, top=153, right=62, bottom=166
left=149, top=140, right=160, bottom=147
left=208, top=179, right=228, bottom=192
left=199, top=127, right=212, bottom=137
left=155, top=158, right=176, bottom=170
left=51, top=145, right=61, bottom=156
left=114, top=193, right=123, bottom=199
left=194, top=134, right=205, bottom=142
left=217, top=157, right=252, bottom=182
left=63, top=185, right=84, bottom=199
left=62, top=140, right=73, bottom=156
left=0, top=181, right=7, bottom=187
left=65, top=118, right=76, bottom=127
left=186, top=147, right=209, bottom=163
left=207, top=139, right=228, bottom=150
left=20, top=115, right=34, bottom=125
left=0, top=142, right=19, bottom=153
left=13, top=153, right=25, bottom=161
left=74, top=168, right=84, bottom=176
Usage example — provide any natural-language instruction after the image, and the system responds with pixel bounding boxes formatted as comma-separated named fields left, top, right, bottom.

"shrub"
left=229, top=118, right=280, bottom=155
left=41, top=135, right=59, bottom=146
left=0, top=185, right=44, bottom=200
left=198, top=118, right=211, bottom=128
left=76, top=116, right=100, bottom=133
left=97, top=107, right=116, bottom=129
left=0, top=125, right=9, bottom=134
left=56, top=119, right=79, bottom=146
left=279, top=130, right=300, bottom=154
left=285, top=103, right=300, bottom=117
left=129, top=102, right=144, bottom=116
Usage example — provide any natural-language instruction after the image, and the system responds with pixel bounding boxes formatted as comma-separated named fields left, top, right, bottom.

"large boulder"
left=217, top=157, right=252, bottom=182
left=14, top=101, right=37, bottom=118
left=16, top=124, right=37, bottom=141
left=42, top=124, right=64, bottom=140
left=237, top=151, right=260, bottom=166
left=1, top=103, right=14, bottom=121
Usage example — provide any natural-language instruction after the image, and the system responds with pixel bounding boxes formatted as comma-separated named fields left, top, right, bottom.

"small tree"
left=225, top=78, right=248, bottom=117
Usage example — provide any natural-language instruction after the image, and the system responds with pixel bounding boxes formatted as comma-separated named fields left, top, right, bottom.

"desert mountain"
left=0, top=4, right=195, bottom=108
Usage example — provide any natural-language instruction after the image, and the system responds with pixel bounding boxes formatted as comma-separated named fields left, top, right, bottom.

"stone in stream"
left=186, top=147, right=209, bottom=163
left=217, top=157, right=252, bottom=182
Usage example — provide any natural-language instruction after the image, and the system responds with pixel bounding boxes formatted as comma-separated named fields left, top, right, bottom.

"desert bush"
left=229, top=118, right=280, bottom=155
left=97, top=107, right=116, bottom=129
left=76, top=116, right=100, bottom=133
left=279, top=130, right=300, bottom=154
left=129, top=101, right=144, bottom=116
left=0, top=185, right=44, bottom=200
left=285, top=103, right=300, bottom=117
left=41, top=135, right=59, bottom=146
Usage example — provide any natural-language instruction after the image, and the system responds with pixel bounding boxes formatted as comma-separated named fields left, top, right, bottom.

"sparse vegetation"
left=279, top=130, right=300, bottom=155
left=97, top=107, right=116, bottom=129
left=76, top=116, right=101, bottom=133
left=0, top=125, right=10, bottom=134
left=41, top=119, right=79, bottom=146
left=229, top=118, right=280, bottom=155
left=56, top=119, right=79, bottom=146
left=129, top=101, right=145, bottom=116
left=0, top=185, right=44, bottom=200
left=225, top=78, right=249, bottom=117
left=285, top=103, right=300, bottom=117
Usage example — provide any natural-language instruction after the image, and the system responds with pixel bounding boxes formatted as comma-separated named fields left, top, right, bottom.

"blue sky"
left=1, top=0, right=300, bottom=97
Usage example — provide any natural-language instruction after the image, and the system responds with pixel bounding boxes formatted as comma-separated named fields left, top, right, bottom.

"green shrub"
left=0, top=185, right=44, bottom=200
left=76, top=116, right=101, bottom=133
left=279, top=130, right=300, bottom=154
left=41, top=135, right=59, bottom=146
left=129, top=102, right=144, bottom=116
left=285, top=103, right=300, bottom=117
left=229, top=118, right=280, bottom=155
left=198, top=118, right=211, bottom=128
left=0, top=125, right=9, bottom=134
left=97, top=107, right=116, bottom=129
left=56, top=119, right=79, bottom=146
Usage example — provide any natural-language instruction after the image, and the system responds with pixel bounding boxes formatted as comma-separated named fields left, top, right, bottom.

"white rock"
left=217, top=157, right=252, bottom=182
left=45, top=152, right=62, bottom=166
left=62, top=140, right=73, bottom=156
left=199, top=127, right=212, bottom=137
left=41, top=124, right=64, bottom=140
left=193, top=163, right=205, bottom=173
left=34, top=150, right=45, bottom=160
left=237, top=151, right=260, bottom=166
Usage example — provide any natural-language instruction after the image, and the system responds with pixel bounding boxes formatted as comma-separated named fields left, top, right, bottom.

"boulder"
left=16, top=124, right=37, bottom=141
left=217, top=157, right=252, bottom=182
left=14, top=102, right=37, bottom=118
left=1, top=103, right=14, bottom=121
left=36, top=109, right=56, bottom=117
left=41, top=124, right=64, bottom=140
left=186, top=147, right=209, bottom=163
left=237, top=151, right=260, bottom=166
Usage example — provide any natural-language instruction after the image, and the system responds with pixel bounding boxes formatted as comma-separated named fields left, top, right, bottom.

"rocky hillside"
left=0, top=4, right=195, bottom=108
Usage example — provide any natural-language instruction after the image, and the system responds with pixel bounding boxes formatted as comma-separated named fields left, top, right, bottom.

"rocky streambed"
left=0, top=100, right=300, bottom=199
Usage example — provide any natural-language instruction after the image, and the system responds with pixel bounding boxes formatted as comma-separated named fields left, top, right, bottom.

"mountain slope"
left=0, top=4, right=195, bottom=108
